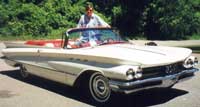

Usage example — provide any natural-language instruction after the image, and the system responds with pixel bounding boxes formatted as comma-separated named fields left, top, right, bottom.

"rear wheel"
left=88, top=72, right=111, bottom=103
left=19, top=64, right=29, bottom=78
left=165, top=84, right=174, bottom=90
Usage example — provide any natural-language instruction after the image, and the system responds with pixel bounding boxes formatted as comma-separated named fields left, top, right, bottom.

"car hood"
left=68, top=44, right=192, bottom=67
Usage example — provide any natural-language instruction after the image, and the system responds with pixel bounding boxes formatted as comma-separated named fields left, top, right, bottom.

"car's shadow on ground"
left=0, top=69, right=189, bottom=107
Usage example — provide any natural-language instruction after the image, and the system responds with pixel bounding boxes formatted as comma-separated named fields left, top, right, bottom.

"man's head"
left=85, top=3, right=93, bottom=18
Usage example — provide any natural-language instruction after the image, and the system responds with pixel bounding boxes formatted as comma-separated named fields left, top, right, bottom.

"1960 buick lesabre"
left=2, top=27, right=199, bottom=103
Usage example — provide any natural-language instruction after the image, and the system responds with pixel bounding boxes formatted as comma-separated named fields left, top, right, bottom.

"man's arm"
left=95, top=15, right=110, bottom=28
left=77, top=15, right=84, bottom=28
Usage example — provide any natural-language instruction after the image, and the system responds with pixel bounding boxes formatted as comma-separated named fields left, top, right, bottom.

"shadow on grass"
left=0, top=69, right=188, bottom=107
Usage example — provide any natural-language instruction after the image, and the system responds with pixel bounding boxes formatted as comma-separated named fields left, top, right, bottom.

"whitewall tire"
left=89, top=72, right=111, bottom=103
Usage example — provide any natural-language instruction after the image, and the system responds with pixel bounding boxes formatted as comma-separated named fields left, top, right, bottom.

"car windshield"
left=66, top=28, right=125, bottom=49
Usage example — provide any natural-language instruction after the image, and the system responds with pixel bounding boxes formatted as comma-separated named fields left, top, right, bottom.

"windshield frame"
left=64, top=27, right=125, bottom=49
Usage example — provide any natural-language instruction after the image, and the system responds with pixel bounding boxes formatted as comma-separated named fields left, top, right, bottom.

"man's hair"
left=85, top=2, right=93, bottom=10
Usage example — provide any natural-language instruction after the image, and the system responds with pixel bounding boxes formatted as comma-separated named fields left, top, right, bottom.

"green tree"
left=0, top=0, right=199, bottom=40
left=144, top=0, right=200, bottom=39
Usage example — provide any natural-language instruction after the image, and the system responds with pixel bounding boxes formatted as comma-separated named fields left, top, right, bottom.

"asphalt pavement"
left=0, top=41, right=200, bottom=107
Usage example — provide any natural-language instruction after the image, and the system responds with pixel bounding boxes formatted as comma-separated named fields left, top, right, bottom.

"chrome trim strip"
left=4, top=58, right=77, bottom=76
left=109, top=68, right=199, bottom=94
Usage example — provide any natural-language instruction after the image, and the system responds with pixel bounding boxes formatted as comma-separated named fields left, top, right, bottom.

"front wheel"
left=88, top=72, right=111, bottom=103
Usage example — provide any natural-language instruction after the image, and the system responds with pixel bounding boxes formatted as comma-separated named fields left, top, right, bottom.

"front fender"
left=48, top=61, right=105, bottom=86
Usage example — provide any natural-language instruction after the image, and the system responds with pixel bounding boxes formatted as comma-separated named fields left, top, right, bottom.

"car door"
left=32, top=48, right=68, bottom=84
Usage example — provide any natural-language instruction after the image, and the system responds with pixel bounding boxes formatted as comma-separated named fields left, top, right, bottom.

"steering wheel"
left=103, top=38, right=114, bottom=44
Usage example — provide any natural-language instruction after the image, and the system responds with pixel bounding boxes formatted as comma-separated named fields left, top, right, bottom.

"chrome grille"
left=141, top=62, right=183, bottom=80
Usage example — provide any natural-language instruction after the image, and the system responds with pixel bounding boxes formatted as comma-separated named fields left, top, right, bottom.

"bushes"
left=92, top=0, right=200, bottom=40
left=0, top=1, right=51, bottom=37
left=0, top=0, right=88, bottom=37
left=143, top=0, right=200, bottom=40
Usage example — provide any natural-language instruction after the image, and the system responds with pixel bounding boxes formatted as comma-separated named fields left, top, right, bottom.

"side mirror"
left=145, top=41, right=158, bottom=46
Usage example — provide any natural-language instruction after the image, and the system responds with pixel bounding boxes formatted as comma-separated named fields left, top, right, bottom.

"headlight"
left=183, top=56, right=197, bottom=69
left=194, top=57, right=198, bottom=65
left=135, top=66, right=143, bottom=79
left=126, top=68, right=135, bottom=76
left=126, top=66, right=143, bottom=79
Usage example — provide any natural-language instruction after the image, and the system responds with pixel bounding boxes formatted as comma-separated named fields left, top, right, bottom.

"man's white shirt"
left=77, top=13, right=109, bottom=28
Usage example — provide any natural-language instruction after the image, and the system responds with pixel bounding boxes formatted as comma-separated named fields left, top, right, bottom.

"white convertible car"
left=2, top=27, right=199, bottom=103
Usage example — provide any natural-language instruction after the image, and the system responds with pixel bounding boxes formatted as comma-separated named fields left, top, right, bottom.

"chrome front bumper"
left=109, top=68, right=199, bottom=94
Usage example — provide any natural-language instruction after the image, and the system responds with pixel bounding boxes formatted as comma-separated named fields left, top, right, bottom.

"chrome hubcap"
left=94, top=79, right=107, bottom=96
left=90, top=73, right=111, bottom=102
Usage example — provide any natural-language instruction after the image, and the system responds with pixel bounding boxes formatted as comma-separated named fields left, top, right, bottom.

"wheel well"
left=73, top=70, right=100, bottom=88
left=14, top=63, right=21, bottom=67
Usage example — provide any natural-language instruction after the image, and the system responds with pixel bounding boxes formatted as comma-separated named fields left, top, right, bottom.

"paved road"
left=0, top=42, right=200, bottom=107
